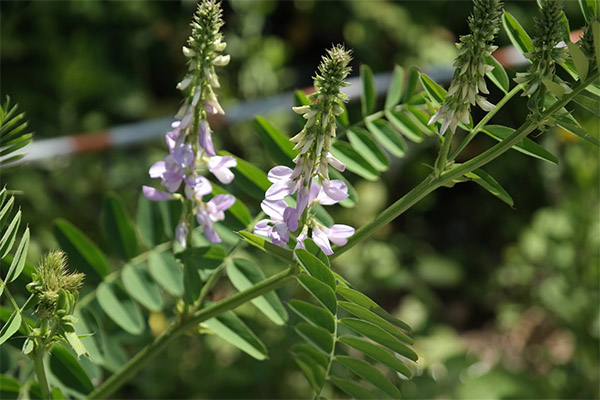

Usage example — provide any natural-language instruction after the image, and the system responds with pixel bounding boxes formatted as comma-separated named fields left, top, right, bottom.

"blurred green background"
left=1, top=0, right=598, bottom=398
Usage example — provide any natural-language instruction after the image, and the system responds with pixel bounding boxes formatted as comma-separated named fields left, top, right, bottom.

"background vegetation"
left=1, top=1, right=597, bottom=398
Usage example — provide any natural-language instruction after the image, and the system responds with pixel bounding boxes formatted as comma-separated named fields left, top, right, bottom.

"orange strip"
left=72, top=131, right=111, bottom=152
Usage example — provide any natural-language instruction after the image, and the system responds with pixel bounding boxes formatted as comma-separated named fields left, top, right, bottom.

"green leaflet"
left=365, top=118, right=407, bottom=158
left=97, top=282, right=145, bottom=335
left=295, top=322, right=334, bottom=354
left=253, top=116, right=297, bottom=167
left=403, top=66, right=420, bottom=104
left=73, top=310, right=104, bottom=365
left=339, top=318, right=418, bottom=361
left=484, top=55, right=509, bottom=93
left=502, top=12, right=534, bottom=55
left=238, top=231, right=294, bottom=263
left=102, top=193, right=138, bottom=260
left=49, top=345, right=94, bottom=395
left=226, top=258, right=288, bottom=326
left=464, top=168, right=514, bottom=207
left=385, top=109, right=424, bottom=143
left=178, top=246, right=225, bottom=304
left=385, top=65, right=404, bottom=109
left=337, top=301, right=413, bottom=344
left=482, top=125, right=559, bottom=163
left=302, top=238, right=330, bottom=268
left=335, top=355, right=401, bottom=399
left=567, top=42, right=589, bottom=82
left=292, top=344, right=327, bottom=392
left=121, top=263, right=164, bottom=312
left=572, top=91, right=600, bottom=118
left=295, top=249, right=336, bottom=290
left=419, top=73, right=447, bottom=105
left=347, top=128, right=390, bottom=172
left=0, top=375, right=20, bottom=399
left=204, top=310, right=267, bottom=360
left=297, top=273, right=337, bottom=315
left=288, top=299, right=335, bottom=333
left=361, top=64, right=376, bottom=116
left=5, top=227, right=29, bottom=282
left=148, top=251, right=183, bottom=297
left=338, top=336, right=412, bottom=378
left=136, top=194, right=164, bottom=248
left=0, top=310, right=21, bottom=346
left=331, top=141, right=379, bottom=181
left=53, top=219, right=109, bottom=280
left=328, top=376, right=374, bottom=400
left=579, top=0, right=597, bottom=23
left=0, top=210, right=20, bottom=260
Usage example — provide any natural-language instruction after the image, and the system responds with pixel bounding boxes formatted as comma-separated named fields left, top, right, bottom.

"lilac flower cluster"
left=143, top=0, right=235, bottom=246
left=254, top=45, right=355, bottom=256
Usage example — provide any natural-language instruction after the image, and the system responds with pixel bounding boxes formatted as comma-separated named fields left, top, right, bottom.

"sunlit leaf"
left=365, top=119, right=407, bottom=158
left=0, top=310, right=21, bottom=346
left=331, top=141, right=379, bottom=181
left=347, top=128, right=390, bottom=172
left=482, top=125, right=559, bottom=163
left=226, top=258, right=288, bottom=325
left=97, top=282, right=145, bottom=335
left=148, top=251, right=183, bottom=297
left=204, top=310, right=267, bottom=360
left=0, top=210, right=20, bottom=260
left=238, top=231, right=294, bottom=263
left=302, top=238, right=330, bottom=268
left=484, top=55, right=509, bottom=93
left=5, top=227, right=28, bottom=282
left=464, top=168, right=514, bottom=207
left=385, top=65, right=405, bottom=109
left=419, top=73, right=447, bottom=105
left=502, top=12, right=534, bottom=55
left=122, top=263, right=164, bottom=312
left=385, top=109, right=424, bottom=142
left=295, top=249, right=336, bottom=290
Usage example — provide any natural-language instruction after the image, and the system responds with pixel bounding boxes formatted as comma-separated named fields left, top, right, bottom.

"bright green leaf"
left=579, top=0, right=597, bottom=22
left=484, top=55, right=509, bottom=93
left=302, top=238, right=330, bottom=268
left=204, top=310, right=267, bottom=360
left=226, top=258, right=288, bottom=326
left=238, top=231, right=294, bottom=263
left=567, top=41, right=589, bottom=82
left=122, top=263, right=164, bottom=311
left=97, top=282, right=145, bottom=335
left=0, top=310, right=21, bottom=346
left=347, top=128, right=390, bottom=172
left=419, top=73, right=447, bottom=105
left=0, top=210, right=20, bottom=260
left=62, top=323, right=89, bottom=358
left=288, top=299, right=335, bottom=333
left=464, top=168, right=514, bottom=207
left=403, top=66, right=420, bottom=103
left=502, top=12, right=534, bottom=55
left=482, top=125, right=559, bottom=163
left=365, top=119, right=407, bottom=158
left=6, top=227, right=29, bottom=282
left=331, top=141, right=379, bottom=181
left=148, top=251, right=183, bottom=297
left=385, top=65, right=405, bottom=109
left=385, top=109, right=424, bottom=142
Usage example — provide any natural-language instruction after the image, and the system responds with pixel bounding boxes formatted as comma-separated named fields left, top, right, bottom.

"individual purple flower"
left=196, top=194, right=235, bottom=243
left=184, top=175, right=213, bottom=200
left=166, top=122, right=185, bottom=153
left=142, top=186, right=174, bottom=202
left=264, top=166, right=299, bottom=201
left=208, top=155, right=237, bottom=184
left=149, top=155, right=189, bottom=193
left=198, top=121, right=216, bottom=156
left=254, top=199, right=297, bottom=246
left=296, top=223, right=355, bottom=256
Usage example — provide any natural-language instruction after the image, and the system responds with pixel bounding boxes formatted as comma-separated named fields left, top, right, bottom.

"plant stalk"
left=33, top=349, right=51, bottom=400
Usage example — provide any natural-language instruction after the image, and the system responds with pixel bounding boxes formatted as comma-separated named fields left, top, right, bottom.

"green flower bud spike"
left=429, top=0, right=504, bottom=135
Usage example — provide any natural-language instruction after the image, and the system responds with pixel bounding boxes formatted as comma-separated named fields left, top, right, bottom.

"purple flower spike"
left=208, top=155, right=237, bottom=184
left=196, top=194, right=235, bottom=243
left=143, top=186, right=174, bottom=201
left=198, top=121, right=216, bottom=156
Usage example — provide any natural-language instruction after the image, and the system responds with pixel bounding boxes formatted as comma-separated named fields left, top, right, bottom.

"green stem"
left=88, top=266, right=298, bottom=399
left=449, top=84, right=523, bottom=160
left=434, top=129, right=454, bottom=176
left=332, top=72, right=598, bottom=259
left=33, top=349, right=51, bottom=400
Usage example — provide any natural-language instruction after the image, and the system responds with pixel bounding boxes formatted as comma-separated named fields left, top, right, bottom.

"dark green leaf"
left=6, top=227, right=28, bottom=282
left=464, top=168, right=514, bottom=207
left=361, top=65, right=376, bottom=116
left=338, top=301, right=413, bottom=344
left=292, top=343, right=329, bottom=369
left=49, top=345, right=94, bottom=394
left=204, top=310, right=267, bottom=360
left=485, top=55, right=509, bottom=93
left=302, top=238, right=330, bottom=268
left=53, top=219, right=109, bottom=280
left=502, top=12, right=534, bottom=55
left=385, top=65, right=405, bottom=109
left=148, top=251, right=183, bottom=297
left=238, top=231, right=294, bottom=263
left=136, top=194, right=164, bottom=248
left=579, top=0, right=597, bottom=23
left=97, top=282, right=145, bottom=335
left=0, top=375, right=20, bottom=399
left=226, top=258, right=288, bottom=325
left=347, top=128, right=390, bottom=172
left=254, top=116, right=297, bottom=167
left=297, top=273, right=337, bottom=314
left=339, top=336, right=412, bottom=378
left=73, top=310, right=104, bottom=365
left=0, top=210, right=20, bottom=259
left=178, top=246, right=226, bottom=271
left=223, top=151, right=270, bottom=200
left=328, top=375, right=374, bottom=400
left=0, top=195, right=14, bottom=231
left=419, top=73, right=447, bottom=105
left=542, top=79, right=566, bottom=98
left=335, top=355, right=401, bottom=398
left=0, top=310, right=21, bottom=346
left=385, top=109, right=424, bottom=142
left=403, top=66, right=420, bottom=104
left=102, top=193, right=138, bottom=260
left=572, top=91, right=600, bottom=117
left=365, top=119, right=407, bottom=158
left=295, top=249, right=336, bottom=290
left=556, top=117, right=600, bottom=146
left=122, top=263, right=164, bottom=311
left=336, top=286, right=412, bottom=333
left=158, top=199, right=182, bottom=239
left=292, top=346, right=326, bottom=392
left=331, top=141, right=379, bottom=181
left=339, top=318, right=418, bottom=361
left=567, top=42, right=589, bottom=82
left=593, top=21, right=600, bottom=71
left=295, top=322, right=334, bottom=354
left=482, top=125, right=559, bottom=163
left=288, top=299, right=335, bottom=333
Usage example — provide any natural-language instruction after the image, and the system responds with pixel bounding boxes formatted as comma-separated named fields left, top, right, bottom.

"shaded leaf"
left=482, top=125, right=559, bottom=163
left=226, top=258, right=288, bottom=325
left=335, top=355, right=401, bottom=398
left=297, top=273, right=337, bottom=314
left=293, top=352, right=325, bottom=392
left=136, top=194, right=164, bottom=248
left=292, top=343, right=329, bottom=369
left=295, top=322, right=334, bottom=354
left=53, top=219, right=109, bottom=279
left=0, top=375, right=20, bottom=399
left=347, top=128, right=390, bottom=172
left=331, top=141, right=379, bottom=181
left=288, top=299, right=335, bottom=333
left=6, top=227, right=29, bottom=282
left=339, top=336, right=412, bottom=378
left=302, top=238, right=330, bottom=268
left=365, top=119, right=407, bottom=158
left=204, top=310, right=267, bottom=360
left=485, top=55, right=509, bottom=93
left=49, top=345, right=94, bottom=394
left=403, top=66, right=420, bottom=103
left=254, top=116, right=297, bottom=167
left=419, top=73, right=447, bottom=105
left=102, top=193, right=137, bottom=260
left=295, top=249, right=336, bottom=290
left=385, top=65, right=405, bottom=109
left=464, top=168, right=514, bottom=207
left=361, top=65, right=376, bottom=116
left=567, top=41, right=589, bottom=81
left=148, top=251, right=183, bottom=297
left=0, top=210, right=20, bottom=260
left=329, top=375, right=374, bottom=399
left=572, top=91, right=600, bottom=117
left=122, top=263, right=164, bottom=311
left=579, top=0, right=597, bottom=23
left=502, top=12, right=534, bottom=55
left=338, top=301, right=413, bottom=344
left=97, top=282, right=145, bottom=335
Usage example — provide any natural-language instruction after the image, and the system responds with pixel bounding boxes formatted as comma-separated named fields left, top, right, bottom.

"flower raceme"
left=255, top=45, right=355, bottom=256
left=142, top=0, right=235, bottom=245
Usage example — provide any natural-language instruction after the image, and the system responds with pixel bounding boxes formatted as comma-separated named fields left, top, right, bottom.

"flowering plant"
left=1, top=0, right=598, bottom=398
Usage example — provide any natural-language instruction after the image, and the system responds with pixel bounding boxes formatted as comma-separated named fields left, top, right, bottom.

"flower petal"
left=261, top=199, right=287, bottom=220
left=208, top=156, right=237, bottom=184
left=203, top=224, right=221, bottom=243
left=267, top=166, right=293, bottom=183
left=326, top=152, right=346, bottom=172
left=198, top=121, right=216, bottom=156
left=324, top=224, right=354, bottom=246
left=312, top=227, right=333, bottom=256
left=142, top=186, right=173, bottom=201
left=175, top=222, right=188, bottom=248
left=209, top=194, right=236, bottom=213
left=149, top=161, right=167, bottom=178
left=283, top=207, right=298, bottom=232
left=265, top=180, right=295, bottom=201
left=321, top=179, right=349, bottom=204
